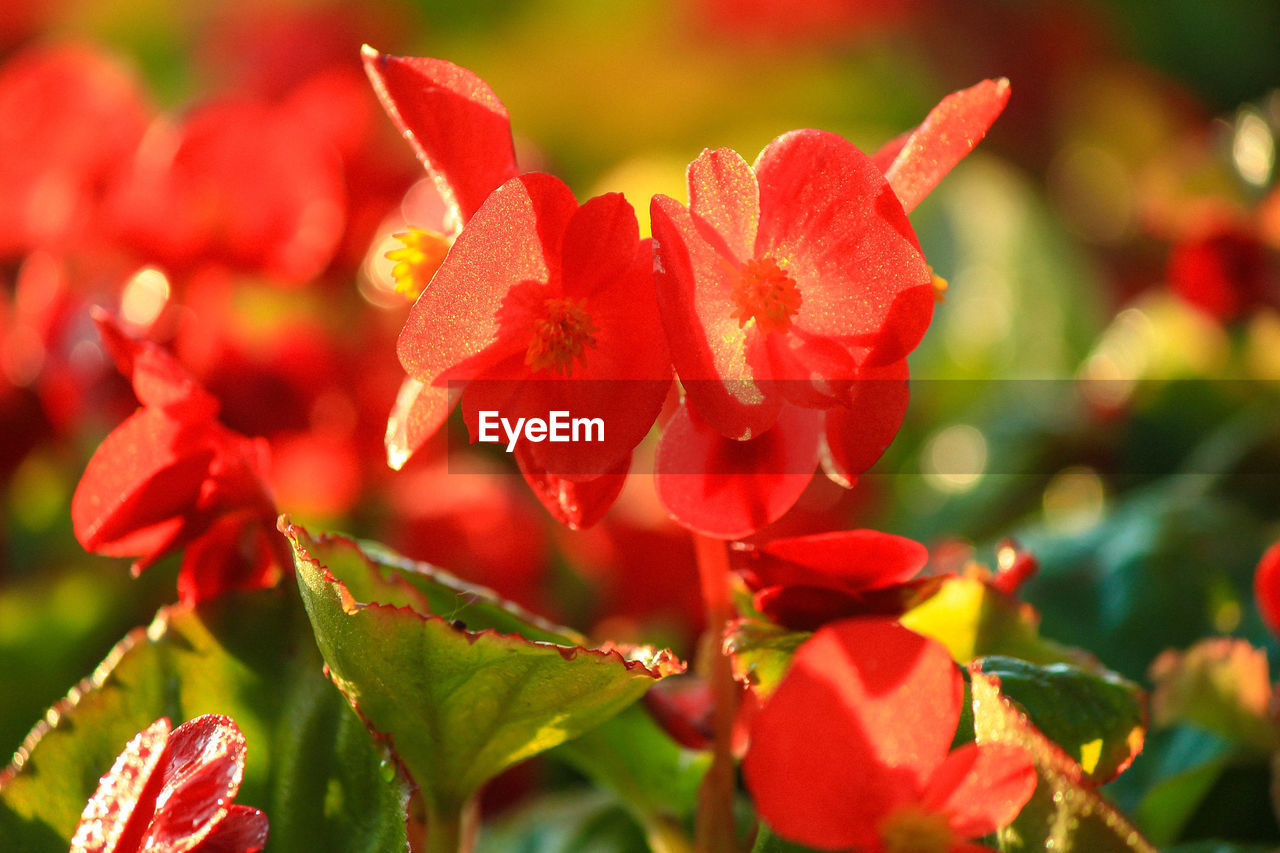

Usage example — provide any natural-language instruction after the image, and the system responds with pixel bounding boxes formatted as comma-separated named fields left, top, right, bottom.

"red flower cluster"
left=70, top=714, right=267, bottom=853
left=71, top=310, right=286, bottom=605
left=369, top=48, right=1009, bottom=537
left=744, top=618, right=1036, bottom=852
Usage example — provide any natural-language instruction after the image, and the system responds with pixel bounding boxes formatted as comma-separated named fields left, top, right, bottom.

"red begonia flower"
left=70, top=715, right=267, bottom=853
left=1253, top=541, right=1280, bottom=638
left=744, top=618, right=1036, bottom=852
left=1167, top=219, right=1277, bottom=322
left=0, top=42, right=151, bottom=257
left=734, top=529, right=940, bottom=630
left=394, top=173, right=670, bottom=519
left=106, top=97, right=345, bottom=284
left=654, top=399, right=821, bottom=539
left=871, top=78, right=1012, bottom=216
left=651, top=129, right=934, bottom=440
left=71, top=311, right=286, bottom=603
left=362, top=48, right=518, bottom=230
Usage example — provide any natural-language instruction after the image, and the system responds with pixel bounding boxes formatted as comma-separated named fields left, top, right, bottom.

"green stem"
left=644, top=816, right=698, bottom=853
left=693, top=533, right=739, bottom=853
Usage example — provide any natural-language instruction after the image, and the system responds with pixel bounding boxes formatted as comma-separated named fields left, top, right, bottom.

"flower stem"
left=693, top=533, right=739, bottom=853
left=424, top=797, right=478, bottom=853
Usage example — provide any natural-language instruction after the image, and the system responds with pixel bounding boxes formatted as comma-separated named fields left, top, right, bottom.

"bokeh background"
left=3, top=0, right=1280, bottom=846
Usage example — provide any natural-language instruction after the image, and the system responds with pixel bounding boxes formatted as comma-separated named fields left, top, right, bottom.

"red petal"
left=752, top=575, right=945, bottom=632
left=877, top=78, right=1011, bottom=215
left=920, top=742, right=1037, bottom=839
left=1254, top=541, right=1280, bottom=638
left=516, top=446, right=629, bottom=529
left=176, top=510, right=285, bottom=606
left=385, top=377, right=459, bottom=470
left=742, top=618, right=964, bottom=850
left=396, top=173, right=576, bottom=389
left=654, top=401, right=820, bottom=539
left=754, top=529, right=929, bottom=590
left=763, top=327, right=858, bottom=409
left=754, top=129, right=933, bottom=365
left=71, top=409, right=216, bottom=557
left=137, top=715, right=249, bottom=853
left=651, top=193, right=783, bottom=439
left=192, top=805, right=268, bottom=853
left=688, top=147, right=758, bottom=262
left=362, top=48, right=518, bottom=226
left=561, top=192, right=642, bottom=298
left=93, top=309, right=219, bottom=420
left=820, top=358, right=910, bottom=487
left=70, top=718, right=172, bottom=853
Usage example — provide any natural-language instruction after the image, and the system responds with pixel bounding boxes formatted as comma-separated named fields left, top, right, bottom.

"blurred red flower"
left=70, top=714, right=267, bottom=853
left=744, top=618, right=1035, bottom=852
left=71, top=310, right=286, bottom=604
left=1252, top=541, right=1280, bottom=638
left=0, top=42, right=151, bottom=259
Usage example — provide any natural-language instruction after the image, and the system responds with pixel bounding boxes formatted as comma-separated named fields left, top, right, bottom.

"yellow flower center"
left=878, top=806, right=956, bottom=853
left=730, top=255, right=801, bottom=334
left=385, top=228, right=452, bottom=302
left=525, top=297, right=599, bottom=376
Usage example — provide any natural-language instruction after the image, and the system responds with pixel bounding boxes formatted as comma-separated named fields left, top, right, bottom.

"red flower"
left=105, top=96, right=346, bottom=285
left=734, top=529, right=940, bottom=630
left=650, top=80, right=1009, bottom=537
left=0, top=42, right=151, bottom=258
left=394, top=173, right=671, bottom=521
left=70, top=715, right=267, bottom=853
left=744, top=618, right=1035, bottom=852
left=1167, top=218, right=1277, bottom=322
left=71, top=310, right=286, bottom=604
left=650, top=129, right=933, bottom=440
left=1253, top=541, right=1280, bottom=638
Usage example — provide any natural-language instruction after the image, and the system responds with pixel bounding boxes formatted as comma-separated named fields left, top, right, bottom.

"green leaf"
left=1133, top=729, right=1234, bottom=847
left=552, top=704, right=707, bottom=851
left=901, top=575, right=1094, bottom=668
left=284, top=520, right=684, bottom=828
left=723, top=619, right=808, bottom=700
left=977, top=656, right=1145, bottom=784
left=476, top=792, right=651, bottom=853
left=749, top=824, right=823, bottom=853
left=0, top=590, right=410, bottom=853
left=1149, top=638, right=1278, bottom=753
left=969, top=667, right=1157, bottom=853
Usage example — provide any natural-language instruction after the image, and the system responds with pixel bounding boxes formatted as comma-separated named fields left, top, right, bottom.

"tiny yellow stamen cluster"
left=525, top=297, right=599, bottom=376
left=385, top=228, right=452, bottom=302
left=930, top=266, right=950, bottom=304
left=878, top=806, right=955, bottom=853
left=731, top=255, right=801, bottom=334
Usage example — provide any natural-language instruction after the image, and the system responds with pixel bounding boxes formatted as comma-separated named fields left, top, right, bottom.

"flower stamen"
left=878, top=805, right=956, bottom=853
left=525, top=297, right=599, bottom=376
left=385, top=228, right=452, bottom=302
left=731, top=256, right=801, bottom=334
